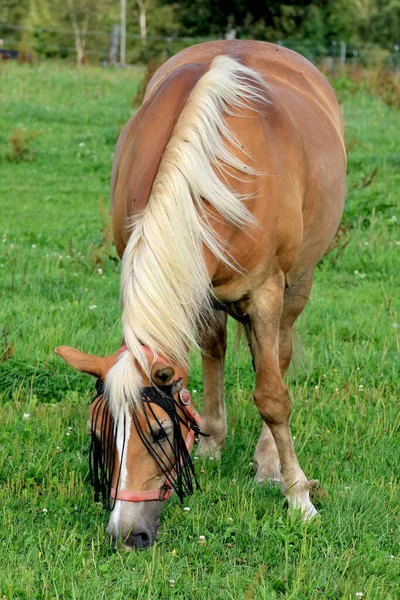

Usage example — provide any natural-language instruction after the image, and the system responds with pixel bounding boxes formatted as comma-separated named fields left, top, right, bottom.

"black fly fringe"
left=88, top=379, right=200, bottom=510
left=89, top=381, right=124, bottom=511
left=133, top=385, right=200, bottom=502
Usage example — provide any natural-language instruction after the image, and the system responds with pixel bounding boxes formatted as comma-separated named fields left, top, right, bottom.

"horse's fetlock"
left=201, top=418, right=227, bottom=442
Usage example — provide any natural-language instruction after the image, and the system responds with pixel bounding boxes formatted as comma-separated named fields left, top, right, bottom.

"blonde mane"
left=106, top=55, right=268, bottom=415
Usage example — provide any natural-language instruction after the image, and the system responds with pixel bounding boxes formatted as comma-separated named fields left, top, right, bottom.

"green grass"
left=0, top=62, right=399, bottom=599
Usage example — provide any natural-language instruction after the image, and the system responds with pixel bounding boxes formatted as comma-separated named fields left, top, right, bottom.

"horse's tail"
left=106, top=55, right=269, bottom=415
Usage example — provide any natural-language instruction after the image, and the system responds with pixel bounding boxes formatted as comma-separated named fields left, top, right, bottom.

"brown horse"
left=55, top=40, right=346, bottom=549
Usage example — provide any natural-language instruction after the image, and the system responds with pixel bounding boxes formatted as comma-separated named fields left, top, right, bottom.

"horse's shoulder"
left=112, top=63, right=208, bottom=257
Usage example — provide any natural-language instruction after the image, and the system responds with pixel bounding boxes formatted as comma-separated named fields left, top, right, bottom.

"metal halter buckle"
left=179, top=388, right=191, bottom=405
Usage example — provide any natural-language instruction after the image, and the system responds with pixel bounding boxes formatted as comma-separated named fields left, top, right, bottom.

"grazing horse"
left=55, top=40, right=346, bottom=549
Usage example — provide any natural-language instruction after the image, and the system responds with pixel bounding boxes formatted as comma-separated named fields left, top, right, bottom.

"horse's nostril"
left=126, top=531, right=151, bottom=549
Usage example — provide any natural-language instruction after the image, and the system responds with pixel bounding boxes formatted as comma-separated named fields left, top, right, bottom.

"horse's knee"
left=253, top=380, right=292, bottom=424
left=205, top=336, right=227, bottom=360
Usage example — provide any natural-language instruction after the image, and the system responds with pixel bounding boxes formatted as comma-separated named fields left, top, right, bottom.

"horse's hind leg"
left=253, top=272, right=313, bottom=485
left=254, top=423, right=281, bottom=484
left=197, top=310, right=228, bottom=458
left=246, top=271, right=317, bottom=520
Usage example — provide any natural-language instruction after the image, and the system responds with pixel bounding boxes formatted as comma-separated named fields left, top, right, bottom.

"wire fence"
left=1, top=23, right=399, bottom=71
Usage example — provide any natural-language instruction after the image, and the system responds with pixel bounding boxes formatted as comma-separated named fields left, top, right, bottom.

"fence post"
left=109, top=25, right=120, bottom=64
left=120, top=0, right=126, bottom=64
left=340, top=41, right=346, bottom=70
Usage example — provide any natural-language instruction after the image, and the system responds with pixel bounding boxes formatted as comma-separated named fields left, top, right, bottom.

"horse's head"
left=54, top=345, right=201, bottom=549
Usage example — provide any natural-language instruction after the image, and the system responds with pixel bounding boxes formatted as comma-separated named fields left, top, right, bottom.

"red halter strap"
left=110, top=344, right=200, bottom=503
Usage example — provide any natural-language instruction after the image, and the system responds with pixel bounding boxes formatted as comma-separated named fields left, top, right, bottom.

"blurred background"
left=0, top=0, right=399, bottom=71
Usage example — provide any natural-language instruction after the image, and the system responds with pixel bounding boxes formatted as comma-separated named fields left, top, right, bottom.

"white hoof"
left=301, top=502, right=319, bottom=521
left=197, top=437, right=223, bottom=459
left=287, top=491, right=318, bottom=521
left=254, top=470, right=281, bottom=486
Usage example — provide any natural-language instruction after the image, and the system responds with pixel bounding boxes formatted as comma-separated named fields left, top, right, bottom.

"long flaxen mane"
left=106, top=55, right=268, bottom=417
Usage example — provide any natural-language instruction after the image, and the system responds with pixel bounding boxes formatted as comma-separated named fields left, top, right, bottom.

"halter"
left=111, top=378, right=201, bottom=502
left=91, top=345, right=202, bottom=504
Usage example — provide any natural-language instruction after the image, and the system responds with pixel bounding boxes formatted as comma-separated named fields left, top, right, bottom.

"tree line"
left=0, top=0, right=399, bottom=64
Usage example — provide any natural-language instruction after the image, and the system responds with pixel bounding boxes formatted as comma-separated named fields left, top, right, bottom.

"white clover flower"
left=31, top=244, right=36, bottom=248
left=97, top=268, right=103, bottom=275
left=355, top=593, right=364, bottom=599
left=23, top=413, right=30, bottom=419
left=88, top=305, right=97, bottom=310
left=184, top=507, right=190, bottom=513
left=66, top=432, right=71, bottom=436
left=199, top=535, right=206, bottom=546
left=228, top=517, right=233, bottom=522
left=169, top=580, right=175, bottom=589
left=79, top=142, right=85, bottom=147
left=42, top=508, right=48, bottom=513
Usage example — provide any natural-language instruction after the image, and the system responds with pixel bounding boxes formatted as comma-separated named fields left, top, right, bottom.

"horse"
left=55, top=40, right=346, bottom=549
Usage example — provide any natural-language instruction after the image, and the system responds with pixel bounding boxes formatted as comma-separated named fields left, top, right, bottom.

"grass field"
left=0, top=62, right=399, bottom=599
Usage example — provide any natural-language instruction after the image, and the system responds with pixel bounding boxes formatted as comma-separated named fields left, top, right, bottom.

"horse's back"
left=113, top=40, right=346, bottom=283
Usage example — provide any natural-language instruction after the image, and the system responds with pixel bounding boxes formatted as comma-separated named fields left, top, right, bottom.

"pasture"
left=0, top=62, right=399, bottom=599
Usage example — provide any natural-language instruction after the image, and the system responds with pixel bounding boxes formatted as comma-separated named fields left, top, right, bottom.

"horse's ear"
left=54, top=346, right=118, bottom=380
left=151, top=363, right=175, bottom=386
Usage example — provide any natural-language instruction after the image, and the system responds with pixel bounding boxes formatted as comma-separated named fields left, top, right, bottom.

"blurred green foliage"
left=0, top=0, right=399, bottom=64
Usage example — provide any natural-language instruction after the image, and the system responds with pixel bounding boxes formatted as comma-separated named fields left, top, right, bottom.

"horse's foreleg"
left=246, top=272, right=317, bottom=520
left=197, top=310, right=228, bottom=458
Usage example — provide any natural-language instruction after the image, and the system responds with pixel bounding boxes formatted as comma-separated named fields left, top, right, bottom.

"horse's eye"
left=152, top=428, right=169, bottom=443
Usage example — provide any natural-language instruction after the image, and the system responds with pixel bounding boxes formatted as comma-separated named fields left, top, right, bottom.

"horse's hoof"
left=254, top=473, right=281, bottom=486
left=197, top=438, right=223, bottom=459
left=301, top=503, right=319, bottom=521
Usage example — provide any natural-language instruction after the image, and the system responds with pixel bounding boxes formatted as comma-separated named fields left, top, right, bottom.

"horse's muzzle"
left=125, top=530, right=154, bottom=550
